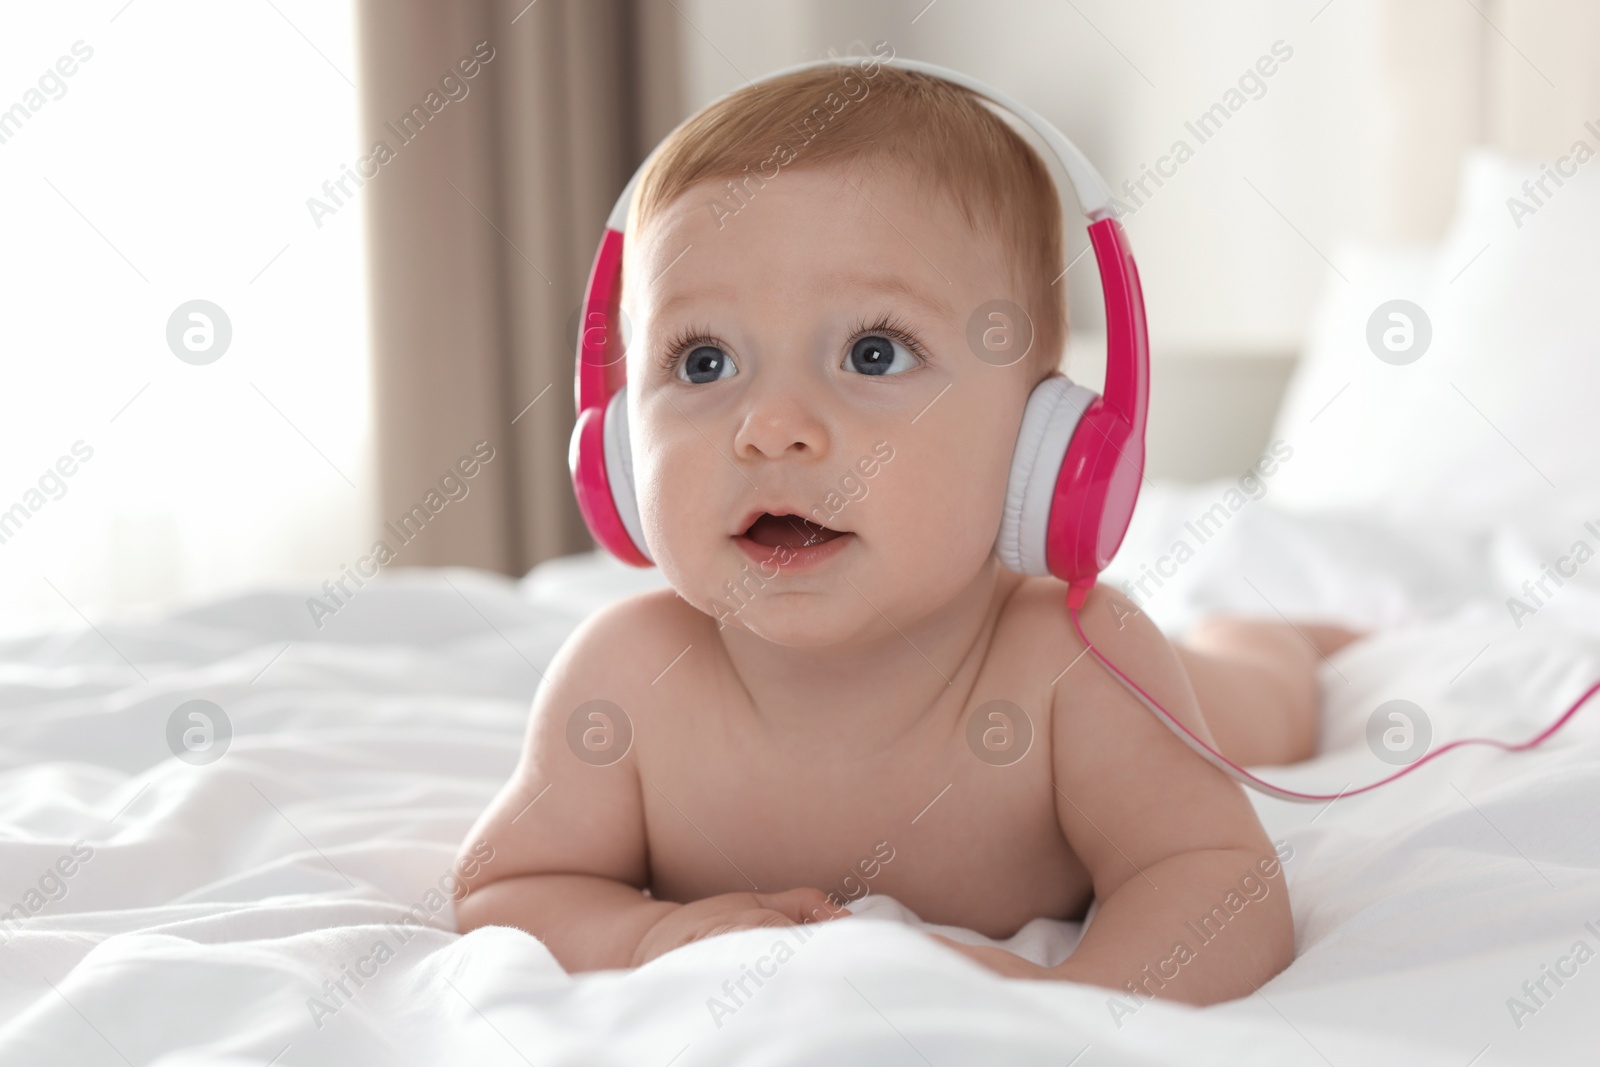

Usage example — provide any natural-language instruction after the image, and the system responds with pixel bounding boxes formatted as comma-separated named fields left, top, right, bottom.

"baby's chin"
left=673, top=572, right=944, bottom=652
left=709, top=593, right=879, bottom=649
left=650, top=554, right=868, bottom=649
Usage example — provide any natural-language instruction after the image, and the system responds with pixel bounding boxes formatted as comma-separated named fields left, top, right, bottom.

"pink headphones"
left=568, top=56, right=1148, bottom=590
left=564, top=57, right=1600, bottom=804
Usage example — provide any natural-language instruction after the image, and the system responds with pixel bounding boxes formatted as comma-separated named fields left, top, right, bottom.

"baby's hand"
left=631, top=887, right=850, bottom=967
left=926, top=933, right=1052, bottom=981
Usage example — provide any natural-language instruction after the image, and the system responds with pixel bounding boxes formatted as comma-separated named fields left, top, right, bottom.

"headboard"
left=1146, top=0, right=1600, bottom=483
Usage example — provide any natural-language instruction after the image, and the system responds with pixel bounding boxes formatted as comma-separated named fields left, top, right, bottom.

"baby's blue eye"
left=845, top=334, right=915, bottom=376
left=678, top=345, right=736, bottom=384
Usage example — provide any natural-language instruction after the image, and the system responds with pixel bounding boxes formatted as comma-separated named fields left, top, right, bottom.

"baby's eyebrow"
left=831, top=273, right=955, bottom=319
left=654, top=274, right=954, bottom=320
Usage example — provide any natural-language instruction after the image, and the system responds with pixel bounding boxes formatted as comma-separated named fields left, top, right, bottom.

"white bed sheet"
left=3, top=482, right=1599, bottom=1066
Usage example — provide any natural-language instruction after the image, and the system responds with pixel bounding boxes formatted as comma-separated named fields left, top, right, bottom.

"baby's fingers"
left=702, top=908, right=799, bottom=939
left=753, top=887, right=851, bottom=925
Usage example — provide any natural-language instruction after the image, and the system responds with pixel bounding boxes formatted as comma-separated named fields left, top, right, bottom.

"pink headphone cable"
left=1064, top=581, right=1600, bottom=803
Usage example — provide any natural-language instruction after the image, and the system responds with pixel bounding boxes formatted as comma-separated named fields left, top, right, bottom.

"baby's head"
left=618, top=60, right=1069, bottom=645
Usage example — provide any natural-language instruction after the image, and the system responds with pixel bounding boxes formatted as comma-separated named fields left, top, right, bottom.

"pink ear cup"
left=599, top=387, right=651, bottom=563
left=569, top=397, right=650, bottom=567
left=995, top=376, right=1097, bottom=576
left=1046, top=399, right=1144, bottom=582
left=569, top=228, right=653, bottom=567
left=1045, top=217, right=1148, bottom=584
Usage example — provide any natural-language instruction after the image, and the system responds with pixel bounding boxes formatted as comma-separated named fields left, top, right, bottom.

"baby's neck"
left=713, top=559, right=1026, bottom=756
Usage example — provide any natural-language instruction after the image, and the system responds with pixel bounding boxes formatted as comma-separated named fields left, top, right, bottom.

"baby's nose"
left=732, top=392, right=830, bottom=461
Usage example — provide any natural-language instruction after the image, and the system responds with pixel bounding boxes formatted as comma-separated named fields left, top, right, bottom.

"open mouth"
left=740, top=513, right=847, bottom=550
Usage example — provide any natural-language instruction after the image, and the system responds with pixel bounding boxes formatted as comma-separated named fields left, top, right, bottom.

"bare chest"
left=632, top=643, right=1093, bottom=939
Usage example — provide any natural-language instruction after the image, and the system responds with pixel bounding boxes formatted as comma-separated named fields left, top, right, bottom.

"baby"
left=455, top=57, right=1359, bottom=1007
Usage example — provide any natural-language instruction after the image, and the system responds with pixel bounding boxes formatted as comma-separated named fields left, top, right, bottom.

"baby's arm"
left=452, top=593, right=845, bottom=972
left=1046, top=584, right=1294, bottom=1005
left=451, top=598, right=675, bottom=970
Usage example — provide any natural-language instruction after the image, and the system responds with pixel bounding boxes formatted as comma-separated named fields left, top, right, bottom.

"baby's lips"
left=732, top=507, right=850, bottom=539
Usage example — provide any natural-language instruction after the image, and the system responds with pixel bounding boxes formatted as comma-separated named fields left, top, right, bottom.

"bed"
left=5, top=147, right=1600, bottom=1064
left=3, top=496, right=1599, bottom=1065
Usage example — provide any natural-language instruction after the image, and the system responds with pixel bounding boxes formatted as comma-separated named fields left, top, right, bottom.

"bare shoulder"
left=554, top=586, right=716, bottom=697
left=990, top=577, right=1138, bottom=683
left=454, top=587, right=714, bottom=895
left=1021, top=578, right=1271, bottom=895
left=526, top=585, right=715, bottom=776
left=992, top=576, right=1188, bottom=716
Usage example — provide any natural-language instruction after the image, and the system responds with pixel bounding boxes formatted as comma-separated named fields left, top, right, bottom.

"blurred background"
left=2, top=0, right=1596, bottom=638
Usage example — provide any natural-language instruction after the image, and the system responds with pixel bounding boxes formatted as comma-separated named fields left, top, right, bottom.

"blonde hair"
left=625, top=59, right=1068, bottom=383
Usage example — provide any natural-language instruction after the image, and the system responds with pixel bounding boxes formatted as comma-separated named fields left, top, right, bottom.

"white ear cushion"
left=996, top=376, right=1098, bottom=575
left=603, top=386, right=652, bottom=563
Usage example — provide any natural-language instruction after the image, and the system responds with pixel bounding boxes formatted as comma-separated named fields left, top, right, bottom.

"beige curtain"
left=1375, top=0, right=1600, bottom=243
left=354, top=0, right=682, bottom=575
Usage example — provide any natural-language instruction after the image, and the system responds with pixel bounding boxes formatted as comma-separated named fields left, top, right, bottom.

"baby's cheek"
left=640, top=489, right=755, bottom=616
left=879, top=458, right=1002, bottom=563
left=643, top=514, right=703, bottom=581
left=636, top=467, right=707, bottom=570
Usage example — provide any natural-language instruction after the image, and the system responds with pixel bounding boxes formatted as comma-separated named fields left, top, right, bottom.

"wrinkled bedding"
left=3, top=482, right=1598, bottom=1065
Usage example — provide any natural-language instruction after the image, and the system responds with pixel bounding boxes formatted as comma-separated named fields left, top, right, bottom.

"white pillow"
left=1267, top=147, right=1600, bottom=518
